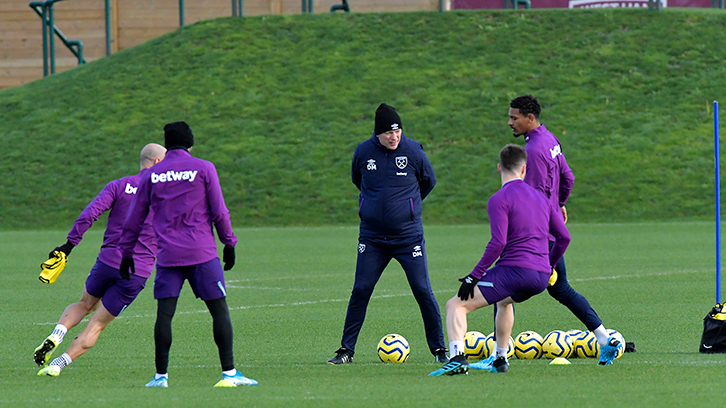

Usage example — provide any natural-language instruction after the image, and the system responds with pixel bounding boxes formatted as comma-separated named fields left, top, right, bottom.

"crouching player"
left=430, top=144, right=570, bottom=376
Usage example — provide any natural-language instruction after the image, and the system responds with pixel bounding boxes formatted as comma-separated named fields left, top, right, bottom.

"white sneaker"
left=145, top=376, right=168, bottom=387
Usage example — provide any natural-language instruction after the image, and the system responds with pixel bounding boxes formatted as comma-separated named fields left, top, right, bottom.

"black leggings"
left=154, top=297, right=235, bottom=374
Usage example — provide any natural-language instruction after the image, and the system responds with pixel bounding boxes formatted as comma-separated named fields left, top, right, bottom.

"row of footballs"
left=464, top=329, right=626, bottom=360
left=376, top=330, right=626, bottom=363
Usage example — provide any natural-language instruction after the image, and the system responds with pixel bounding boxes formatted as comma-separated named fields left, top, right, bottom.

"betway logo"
left=151, top=170, right=198, bottom=184
left=124, top=183, right=138, bottom=194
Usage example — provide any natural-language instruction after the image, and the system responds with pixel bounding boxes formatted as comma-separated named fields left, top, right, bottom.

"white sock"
left=592, top=325, right=609, bottom=347
left=49, top=353, right=72, bottom=370
left=51, top=324, right=68, bottom=343
left=495, top=347, right=508, bottom=359
left=155, top=373, right=168, bottom=380
left=223, top=368, right=237, bottom=376
left=449, top=341, right=465, bottom=357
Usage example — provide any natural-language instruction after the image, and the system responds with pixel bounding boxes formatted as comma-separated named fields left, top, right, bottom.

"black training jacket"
left=351, top=133, right=436, bottom=241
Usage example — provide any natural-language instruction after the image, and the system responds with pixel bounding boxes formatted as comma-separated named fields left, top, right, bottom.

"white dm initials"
left=412, top=245, right=423, bottom=257
left=124, top=183, right=138, bottom=195
left=367, top=159, right=377, bottom=171
left=151, top=170, right=198, bottom=183
left=549, top=144, right=562, bottom=159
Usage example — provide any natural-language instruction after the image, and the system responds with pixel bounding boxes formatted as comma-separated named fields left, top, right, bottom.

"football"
left=514, top=331, right=544, bottom=359
left=463, top=331, right=488, bottom=360
left=542, top=330, right=573, bottom=359
left=377, top=334, right=410, bottom=363
left=567, top=329, right=584, bottom=340
left=484, top=332, right=515, bottom=358
left=607, top=329, right=626, bottom=359
left=573, top=331, right=600, bottom=358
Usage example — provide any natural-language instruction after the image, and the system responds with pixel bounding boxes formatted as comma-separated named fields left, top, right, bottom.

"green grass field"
left=2, top=221, right=723, bottom=407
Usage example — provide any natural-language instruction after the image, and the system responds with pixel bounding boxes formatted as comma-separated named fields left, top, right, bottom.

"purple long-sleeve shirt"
left=67, top=169, right=157, bottom=278
left=471, top=179, right=570, bottom=279
left=120, top=149, right=236, bottom=267
left=523, top=125, right=574, bottom=210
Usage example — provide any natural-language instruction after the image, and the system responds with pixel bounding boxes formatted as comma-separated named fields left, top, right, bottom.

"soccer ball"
left=514, top=331, right=543, bottom=359
left=483, top=332, right=496, bottom=358
left=377, top=334, right=410, bottom=363
left=542, top=330, right=573, bottom=359
left=573, top=331, right=600, bottom=358
left=567, top=329, right=584, bottom=340
left=463, top=331, right=488, bottom=360
left=484, top=332, right=515, bottom=358
left=607, top=329, right=625, bottom=359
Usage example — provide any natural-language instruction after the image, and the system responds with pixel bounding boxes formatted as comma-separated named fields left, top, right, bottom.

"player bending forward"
left=430, top=144, right=570, bottom=376
left=34, top=143, right=166, bottom=377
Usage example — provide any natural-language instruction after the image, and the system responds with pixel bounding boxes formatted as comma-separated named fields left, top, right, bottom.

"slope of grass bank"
left=1, top=8, right=725, bottom=229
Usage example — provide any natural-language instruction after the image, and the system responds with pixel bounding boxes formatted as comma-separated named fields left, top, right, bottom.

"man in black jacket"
left=327, top=103, right=447, bottom=364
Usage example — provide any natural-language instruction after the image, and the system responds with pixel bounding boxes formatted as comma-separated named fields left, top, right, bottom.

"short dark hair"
left=510, top=95, right=541, bottom=119
left=499, top=144, right=527, bottom=173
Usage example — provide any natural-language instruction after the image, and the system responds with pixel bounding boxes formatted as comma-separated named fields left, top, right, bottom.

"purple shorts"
left=85, top=259, right=147, bottom=316
left=153, top=257, right=227, bottom=301
left=476, top=266, right=549, bottom=304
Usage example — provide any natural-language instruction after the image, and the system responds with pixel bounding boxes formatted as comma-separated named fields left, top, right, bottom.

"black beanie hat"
left=374, top=103, right=402, bottom=135
left=164, top=121, right=194, bottom=149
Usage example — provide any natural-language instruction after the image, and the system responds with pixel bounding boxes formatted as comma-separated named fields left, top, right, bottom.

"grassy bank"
left=1, top=9, right=725, bottom=229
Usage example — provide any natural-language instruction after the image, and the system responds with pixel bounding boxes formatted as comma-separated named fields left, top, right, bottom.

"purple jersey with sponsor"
left=120, top=149, right=236, bottom=267
left=523, top=125, right=575, bottom=210
left=471, top=179, right=570, bottom=279
left=67, top=169, right=157, bottom=278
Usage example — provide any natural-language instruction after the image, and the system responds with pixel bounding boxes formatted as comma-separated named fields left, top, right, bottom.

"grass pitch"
left=1, top=222, right=724, bottom=407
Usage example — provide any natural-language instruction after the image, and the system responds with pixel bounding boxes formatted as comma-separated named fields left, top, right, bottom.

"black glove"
left=49, top=240, right=75, bottom=259
left=119, top=257, right=135, bottom=280
left=223, top=245, right=235, bottom=271
left=457, top=274, right=480, bottom=301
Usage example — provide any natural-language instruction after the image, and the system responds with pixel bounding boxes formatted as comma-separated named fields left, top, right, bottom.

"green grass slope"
left=1, top=9, right=725, bottom=229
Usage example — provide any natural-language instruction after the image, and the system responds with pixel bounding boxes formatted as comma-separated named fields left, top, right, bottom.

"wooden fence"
left=0, top=0, right=439, bottom=89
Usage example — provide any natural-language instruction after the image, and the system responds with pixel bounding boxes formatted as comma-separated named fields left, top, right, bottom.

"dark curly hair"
left=499, top=144, right=527, bottom=173
left=510, top=95, right=541, bottom=120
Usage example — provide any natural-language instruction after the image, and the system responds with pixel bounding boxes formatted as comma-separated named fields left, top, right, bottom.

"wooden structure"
left=0, top=0, right=439, bottom=89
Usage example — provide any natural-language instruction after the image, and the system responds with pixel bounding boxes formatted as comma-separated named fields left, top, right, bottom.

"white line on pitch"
left=32, top=269, right=705, bottom=326
left=569, top=269, right=704, bottom=283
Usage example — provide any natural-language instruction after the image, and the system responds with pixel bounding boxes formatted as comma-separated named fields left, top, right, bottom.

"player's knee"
left=445, top=296, right=461, bottom=313
left=350, top=283, right=375, bottom=299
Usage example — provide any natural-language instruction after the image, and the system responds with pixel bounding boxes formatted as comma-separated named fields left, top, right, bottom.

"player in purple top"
left=119, top=121, right=257, bottom=388
left=506, top=94, right=621, bottom=365
left=35, top=143, right=166, bottom=377
left=430, top=144, right=570, bottom=376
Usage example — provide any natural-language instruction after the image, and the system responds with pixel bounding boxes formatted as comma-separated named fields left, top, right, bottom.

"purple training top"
left=471, top=179, right=570, bottom=279
left=523, top=125, right=575, bottom=211
left=67, top=169, right=157, bottom=278
left=119, top=149, right=236, bottom=267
